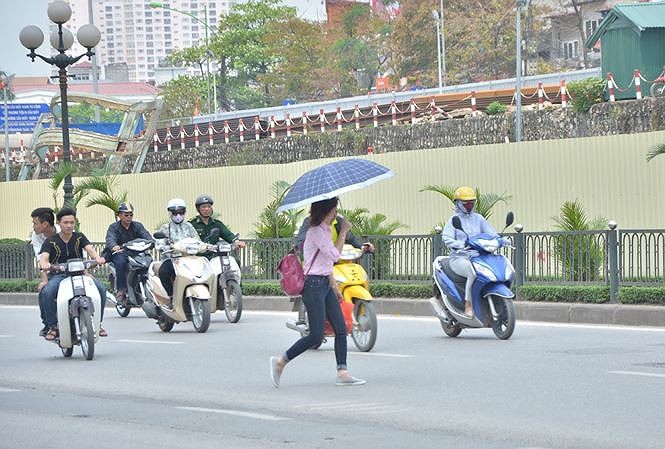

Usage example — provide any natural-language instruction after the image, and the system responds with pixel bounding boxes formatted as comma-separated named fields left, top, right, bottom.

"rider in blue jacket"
left=442, top=186, right=498, bottom=318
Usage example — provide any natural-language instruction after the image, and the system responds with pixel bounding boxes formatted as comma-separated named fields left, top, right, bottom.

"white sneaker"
left=270, top=356, right=282, bottom=388
left=336, top=375, right=366, bottom=386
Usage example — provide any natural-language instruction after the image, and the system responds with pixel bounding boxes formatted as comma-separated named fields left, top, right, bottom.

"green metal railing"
left=4, top=226, right=665, bottom=303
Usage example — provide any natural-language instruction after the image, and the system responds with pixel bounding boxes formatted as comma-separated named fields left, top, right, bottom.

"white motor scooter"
left=143, top=233, right=216, bottom=333
left=49, top=259, right=102, bottom=360
left=210, top=234, right=243, bottom=323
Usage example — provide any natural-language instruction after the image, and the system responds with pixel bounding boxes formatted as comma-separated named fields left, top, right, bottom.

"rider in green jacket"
left=189, top=195, right=246, bottom=258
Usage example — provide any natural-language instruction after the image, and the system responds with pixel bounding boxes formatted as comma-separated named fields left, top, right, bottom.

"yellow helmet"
left=453, top=186, right=476, bottom=201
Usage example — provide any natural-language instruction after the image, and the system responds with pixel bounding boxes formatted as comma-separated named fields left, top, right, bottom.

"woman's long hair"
left=309, top=197, right=338, bottom=226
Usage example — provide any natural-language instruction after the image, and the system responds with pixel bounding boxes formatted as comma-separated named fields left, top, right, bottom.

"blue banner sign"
left=0, top=103, right=50, bottom=133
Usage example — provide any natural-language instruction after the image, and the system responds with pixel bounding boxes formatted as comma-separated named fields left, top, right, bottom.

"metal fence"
left=4, top=227, right=665, bottom=301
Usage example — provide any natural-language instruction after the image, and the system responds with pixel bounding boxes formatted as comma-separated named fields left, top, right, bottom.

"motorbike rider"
left=31, top=207, right=61, bottom=337
left=38, top=207, right=107, bottom=340
left=442, top=186, right=507, bottom=318
left=156, top=198, right=201, bottom=298
left=103, top=202, right=154, bottom=303
left=189, top=194, right=246, bottom=257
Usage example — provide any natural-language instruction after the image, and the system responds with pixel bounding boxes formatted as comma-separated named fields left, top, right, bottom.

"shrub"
left=518, top=285, right=609, bottom=303
left=567, top=77, right=605, bottom=112
left=618, top=286, right=665, bottom=305
left=485, top=101, right=507, bottom=115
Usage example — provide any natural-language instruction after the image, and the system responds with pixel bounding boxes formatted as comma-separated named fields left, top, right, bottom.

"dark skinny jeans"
left=285, top=274, right=348, bottom=369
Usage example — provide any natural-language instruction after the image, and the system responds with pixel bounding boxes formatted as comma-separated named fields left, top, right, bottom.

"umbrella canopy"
left=277, top=158, right=394, bottom=212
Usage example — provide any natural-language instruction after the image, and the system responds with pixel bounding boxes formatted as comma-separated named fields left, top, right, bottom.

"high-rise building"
left=66, top=0, right=237, bottom=83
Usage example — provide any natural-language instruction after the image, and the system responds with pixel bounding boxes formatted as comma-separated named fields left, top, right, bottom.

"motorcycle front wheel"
left=115, top=296, right=131, bottom=317
left=224, top=280, right=243, bottom=323
left=491, top=297, right=516, bottom=340
left=61, top=345, right=73, bottom=358
left=79, top=308, right=95, bottom=360
left=157, top=314, right=174, bottom=332
left=441, top=318, right=462, bottom=337
left=191, top=299, right=211, bottom=333
left=351, top=300, right=377, bottom=352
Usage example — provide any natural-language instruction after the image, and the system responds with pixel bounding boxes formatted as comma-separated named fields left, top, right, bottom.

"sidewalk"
left=3, top=293, right=664, bottom=327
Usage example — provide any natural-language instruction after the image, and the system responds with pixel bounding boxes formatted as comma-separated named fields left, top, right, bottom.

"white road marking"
left=0, top=387, right=20, bottom=392
left=294, top=400, right=406, bottom=414
left=351, top=351, right=414, bottom=358
left=176, top=406, right=290, bottom=421
left=0, top=335, right=11, bottom=338
left=609, top=370, right=665, bottom=379
left=521, top=321, right=665, bottom=332
left=115, top=339, right=184, bottom=345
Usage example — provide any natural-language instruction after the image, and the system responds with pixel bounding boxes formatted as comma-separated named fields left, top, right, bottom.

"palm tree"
left=49, top=162, right=84, bottom=211
left=74, top=167, right=128, bottom=220
left=552, top=199, right=606, bottom=281
left=339, top=207, right=405, bottom=236
left=419, top=185, right=511, bottom=220
left=646, top=143, right=665, bottom=162
left=253, top=180, right=304, bottom=239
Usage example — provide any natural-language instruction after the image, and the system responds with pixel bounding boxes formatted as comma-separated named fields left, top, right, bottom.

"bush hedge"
left=2, top=280, right=665, bottom=305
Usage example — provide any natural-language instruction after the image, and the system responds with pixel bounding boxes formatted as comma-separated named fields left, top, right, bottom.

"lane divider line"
left=176, top=406, right=290, bottom=421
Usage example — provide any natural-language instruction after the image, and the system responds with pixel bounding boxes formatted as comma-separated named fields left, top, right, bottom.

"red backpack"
left=277, top=249, right=319, bottom=296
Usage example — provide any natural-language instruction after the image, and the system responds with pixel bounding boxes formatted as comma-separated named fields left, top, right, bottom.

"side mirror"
left=153, top=231, right=166, bottom=239
left=452, top=216, right=462, bottom=230
left=505, top=212, right=514, bottom=228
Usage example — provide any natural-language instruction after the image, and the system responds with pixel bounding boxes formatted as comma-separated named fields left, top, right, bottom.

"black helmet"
left=195, top=194, right=214, bottom=208
left=117, top=202, right=134, bottom=214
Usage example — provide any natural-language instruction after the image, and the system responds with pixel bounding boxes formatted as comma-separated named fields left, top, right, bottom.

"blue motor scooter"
left=429, top=212, right=516, bottom=340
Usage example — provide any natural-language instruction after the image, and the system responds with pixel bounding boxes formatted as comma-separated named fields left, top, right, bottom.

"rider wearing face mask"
left=156, top=198, right=200, bottom=297
left=442, top=186, right=498, bottom=318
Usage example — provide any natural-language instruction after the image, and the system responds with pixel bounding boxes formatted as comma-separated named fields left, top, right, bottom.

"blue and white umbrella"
left=277, top=158, right=395, bottom=212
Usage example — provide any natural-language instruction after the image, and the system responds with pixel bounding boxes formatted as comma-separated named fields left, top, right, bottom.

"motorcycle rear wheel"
left=191, top=299, right=211, bottom=333
left=491, top=297, right=515, bottom=340
left=351, top=300, right=377, bottom=352
left=224, top=280, right=243, bottom=323
left=79, top=308, right=95, bottom=360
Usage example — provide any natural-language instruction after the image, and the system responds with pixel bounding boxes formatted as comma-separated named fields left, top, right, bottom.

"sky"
left=0, top=0, right=328, bottom=78
left=0, top=0, right=51, bottom=77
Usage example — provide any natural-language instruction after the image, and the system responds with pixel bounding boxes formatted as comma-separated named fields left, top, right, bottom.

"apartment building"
left=66, top=0, right=236, bottom=83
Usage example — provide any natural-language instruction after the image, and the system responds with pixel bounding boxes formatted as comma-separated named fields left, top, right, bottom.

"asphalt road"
left=0, top=306, right=664, bottom=449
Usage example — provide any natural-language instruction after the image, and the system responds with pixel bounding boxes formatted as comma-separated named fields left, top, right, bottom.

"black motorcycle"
left=107, top=238, right=155, bottom=317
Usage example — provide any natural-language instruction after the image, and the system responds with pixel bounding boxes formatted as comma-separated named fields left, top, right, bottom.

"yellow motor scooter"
left=286, top=244, right=377, bottom=352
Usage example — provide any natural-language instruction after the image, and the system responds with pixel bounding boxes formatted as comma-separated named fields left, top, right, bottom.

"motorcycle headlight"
left=473, top=262, right=497, bottom=281
left=185, top=243, right=200, bottom=255
left=67, top=260, right=86, bottom=272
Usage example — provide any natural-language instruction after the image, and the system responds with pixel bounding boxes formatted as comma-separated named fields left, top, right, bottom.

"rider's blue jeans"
left=110, top=252, right=129, bottom=292
left=39, top=274, right=107, bottom=327
left=285, top=274, right=348, bottom=370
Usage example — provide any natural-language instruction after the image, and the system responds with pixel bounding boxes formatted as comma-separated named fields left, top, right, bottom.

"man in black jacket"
left=104, top=203, right=153, bottom=302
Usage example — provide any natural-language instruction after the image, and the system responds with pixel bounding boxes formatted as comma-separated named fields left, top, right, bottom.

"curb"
left=2, top=293, right=664, bottom=327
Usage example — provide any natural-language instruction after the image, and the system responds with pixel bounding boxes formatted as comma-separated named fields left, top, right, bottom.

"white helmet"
left=166, top=198, right=186, bottom=212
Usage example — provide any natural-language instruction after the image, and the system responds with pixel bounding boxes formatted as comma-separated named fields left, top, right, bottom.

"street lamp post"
left=440, top=0, right=446, bottom=88
left=1, top=73, right=13, bottom=182
left=149, top=2, right=219, bottom=115
left=19, top=0, right=101, bottom=208
left=432, top=10, right=443, bottom=93
left=515, top=0, right=529, bottom=143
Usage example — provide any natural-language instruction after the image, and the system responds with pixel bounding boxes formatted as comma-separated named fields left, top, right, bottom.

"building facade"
left=65, top=0, right=237, bottom=83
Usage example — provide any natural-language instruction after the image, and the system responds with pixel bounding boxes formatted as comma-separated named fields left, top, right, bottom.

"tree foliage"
left=158, top=0, right=554, bottom=117
left=419, top=184, right=511, bottom=220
